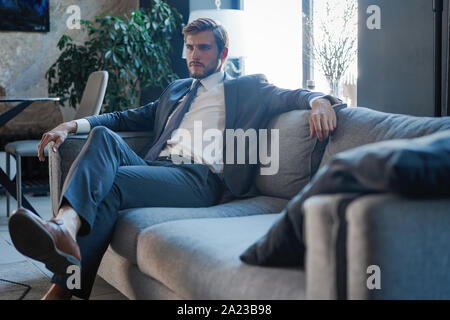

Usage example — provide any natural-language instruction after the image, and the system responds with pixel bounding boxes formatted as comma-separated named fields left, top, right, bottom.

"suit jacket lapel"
left=224, top=74, right=238, bottom=129
left=155, top=79, right=192, bottom=141
left=164, top=79, right=192, bottom=119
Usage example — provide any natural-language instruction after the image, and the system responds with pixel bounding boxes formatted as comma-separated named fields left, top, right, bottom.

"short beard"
left=191, top=67, right=218, bottom=80
left=188, top=57, right=223, bottom=79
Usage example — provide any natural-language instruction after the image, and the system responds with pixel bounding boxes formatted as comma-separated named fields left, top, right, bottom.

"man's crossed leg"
left=8, top=126, right=223, bottom=299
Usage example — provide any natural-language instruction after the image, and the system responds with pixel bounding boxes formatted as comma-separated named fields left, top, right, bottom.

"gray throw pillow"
left=254, top=110, right=319, bottom=199
left=240, top=129, right=450, bottom=267
left=255, top=104, right=347, bottom=200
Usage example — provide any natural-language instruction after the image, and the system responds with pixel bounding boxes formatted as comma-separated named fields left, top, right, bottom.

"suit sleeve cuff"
left=74, top=119, right=91, bottom=134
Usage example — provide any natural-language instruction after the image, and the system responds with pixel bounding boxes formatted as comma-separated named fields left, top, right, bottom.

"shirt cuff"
left=74, top=119, right=91, bottom=134
left=312, top=94, right=343, bottom=106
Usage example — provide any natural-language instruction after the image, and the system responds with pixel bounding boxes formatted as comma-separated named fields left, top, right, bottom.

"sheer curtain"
left=243, top=0, right=302, bottom=89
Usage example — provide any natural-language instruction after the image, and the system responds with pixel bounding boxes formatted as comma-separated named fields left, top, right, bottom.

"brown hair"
left=182, top=18, right=229, bottom=54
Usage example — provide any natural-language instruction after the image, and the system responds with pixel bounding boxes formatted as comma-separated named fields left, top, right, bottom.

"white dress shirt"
left=159, top=71, right=226, bottom=173
left=75, top=71, right=226, bottom=173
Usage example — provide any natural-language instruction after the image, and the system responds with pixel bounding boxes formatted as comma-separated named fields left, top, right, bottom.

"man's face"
left=185, top=30, right=227, bottom=79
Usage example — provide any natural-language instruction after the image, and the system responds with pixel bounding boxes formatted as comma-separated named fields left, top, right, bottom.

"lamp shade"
left=182, top=9, right=246, bottom=59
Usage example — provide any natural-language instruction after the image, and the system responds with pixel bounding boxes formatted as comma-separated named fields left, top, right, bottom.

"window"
left=243, top=0, right=302, bottom=89
left=243, top=0, right=358, bottom=105
left=308, top=0, right=358, bottom=106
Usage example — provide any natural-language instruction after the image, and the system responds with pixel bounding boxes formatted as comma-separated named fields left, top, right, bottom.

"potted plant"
left=46, top=0, right=184, bottom=113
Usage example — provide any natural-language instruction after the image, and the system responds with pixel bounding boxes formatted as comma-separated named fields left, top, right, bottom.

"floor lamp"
left=433, top=0, right=443, bottom=117
left=447, top=0, right=450, bottom=116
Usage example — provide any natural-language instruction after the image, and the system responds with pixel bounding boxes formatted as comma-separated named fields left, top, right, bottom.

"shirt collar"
left=192, top=71, right=225, bottom=91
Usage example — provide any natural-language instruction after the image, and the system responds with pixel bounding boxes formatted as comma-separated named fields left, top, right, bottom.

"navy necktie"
left=144, top=80, right=202, bottom=161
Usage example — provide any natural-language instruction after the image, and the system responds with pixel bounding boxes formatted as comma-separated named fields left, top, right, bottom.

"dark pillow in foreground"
left=240, top=129, right=450, bottom=267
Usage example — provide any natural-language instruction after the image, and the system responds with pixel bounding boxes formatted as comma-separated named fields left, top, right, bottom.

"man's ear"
left=220, top=47, right=229, bottom=61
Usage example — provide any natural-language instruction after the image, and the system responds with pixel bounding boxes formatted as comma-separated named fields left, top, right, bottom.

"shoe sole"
left=8, top=210, right=81, bottom=275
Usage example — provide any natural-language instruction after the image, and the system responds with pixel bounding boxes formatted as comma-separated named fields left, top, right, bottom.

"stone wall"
left=0, top=0, right=138, bottom=140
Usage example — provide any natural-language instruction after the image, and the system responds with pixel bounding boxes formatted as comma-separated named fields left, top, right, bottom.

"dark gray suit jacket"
left=85, top=74, right=324, bottom=198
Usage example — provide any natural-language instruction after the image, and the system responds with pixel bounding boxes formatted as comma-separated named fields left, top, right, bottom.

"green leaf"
left=46, top=1, right=183, bottom=113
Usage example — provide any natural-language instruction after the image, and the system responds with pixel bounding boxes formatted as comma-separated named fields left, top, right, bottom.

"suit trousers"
left=51, top=126, right=224, bottom=299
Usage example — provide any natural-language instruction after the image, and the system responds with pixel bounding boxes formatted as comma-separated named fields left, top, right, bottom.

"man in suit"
left=8, top=18, right=340, bottom=299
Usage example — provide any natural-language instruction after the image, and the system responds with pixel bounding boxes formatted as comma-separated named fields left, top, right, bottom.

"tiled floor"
left=0, top=193, right=127, bottom=300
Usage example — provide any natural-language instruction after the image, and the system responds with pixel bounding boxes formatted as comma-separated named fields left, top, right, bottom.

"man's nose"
left=192, top=47, right=201, bottom=59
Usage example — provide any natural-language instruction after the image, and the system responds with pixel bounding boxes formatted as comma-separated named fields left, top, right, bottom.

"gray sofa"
left=48, top=106, right=450, bottom=299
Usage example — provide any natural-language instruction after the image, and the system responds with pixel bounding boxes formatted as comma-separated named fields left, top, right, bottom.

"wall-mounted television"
left=0, top=0, right=49, bottom=32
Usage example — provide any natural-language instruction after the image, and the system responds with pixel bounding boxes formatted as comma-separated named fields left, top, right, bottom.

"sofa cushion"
left=319, top=107, right=450, bottom=168
left=255, top=110, right=324, bottom=199
left=111, top=196, right=288, bottom=264
left=136, top=214, right=306, bottom=299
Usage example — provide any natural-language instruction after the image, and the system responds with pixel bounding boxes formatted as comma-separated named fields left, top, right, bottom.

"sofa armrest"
left=303, top=193, right=359, bottom=300
left=48, top=131, right=153, bottom=216
left=346, top=194, right=450, bottom=299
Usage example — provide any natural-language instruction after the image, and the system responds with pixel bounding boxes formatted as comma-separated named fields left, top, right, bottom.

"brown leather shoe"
left=8, top=208, right=81, bottom=275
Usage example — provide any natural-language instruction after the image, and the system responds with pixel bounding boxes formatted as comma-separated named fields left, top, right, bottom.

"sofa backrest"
left=253, top=106, right=450, bottom=200
left=318, top=107, right=450, bottom=168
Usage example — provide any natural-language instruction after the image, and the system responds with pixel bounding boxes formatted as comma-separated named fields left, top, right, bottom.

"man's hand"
left=38, top=121, right=77, bottom=162
left=309, top=97, right=337, bottom=141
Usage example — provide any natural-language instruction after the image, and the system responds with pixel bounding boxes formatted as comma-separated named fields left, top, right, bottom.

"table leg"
left=0, top=169, right=40, bottom=218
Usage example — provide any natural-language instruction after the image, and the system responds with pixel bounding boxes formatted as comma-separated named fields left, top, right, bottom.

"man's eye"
left=186, top=45, right=193, bottom=50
